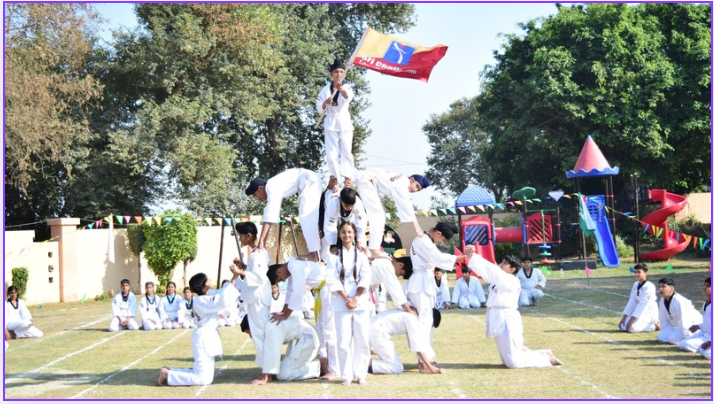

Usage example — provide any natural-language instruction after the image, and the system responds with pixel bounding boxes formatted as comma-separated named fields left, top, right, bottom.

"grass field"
left=4, top=262, right=712, bottom=400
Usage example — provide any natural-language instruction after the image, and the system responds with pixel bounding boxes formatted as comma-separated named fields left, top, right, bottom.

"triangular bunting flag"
left=656, top=228, right=664, bottom=238
left=394, top=212, right=400, bottom=219
left=476, top=205, right=484, bottom=212
left=514, top=201, right=522, bottom=206
left=385, top=213, right=391, bottom=219
left=438, top=209, right=448, bottom=216
left=196, top=217, right=203, bottom=224
left=165, top=217, right=173, bottom=223
left=467, top=206, right=476, bottom=213
left=103, top=216, right=111, bottom=222
left=702, top=239, right=710, bottom=250
left=38, top=303, right=44, bottom=309
left=506, top=201, right=515, bottom=207
left=214, top=218, right=222, bottom=225
left=124, top=215, right=131, bottom=224
left=699, top=238, right=704, bottom=249
left=97, top=219, right=103, bottom=228
left=532, top=198, right=542, bottom=203
left=561, top=194, right=572, bottom=199
left=496, top=203, right=504, bottom=210
left=224, top=218, right=232, bottom=226
left=88, top=223, right=94, bottom=229
left=293, top=217, right=300, bottom=224
left=430, top=209, right=438, bottom=217
left=584, top=267, right=594, bottom=275
left=548, top=191, right=564, bottom=201
left=115, top=215, right=124, bottom=225
left=458, top=207, right=466, bottom=214
left=154, top=217, right=162, bottom=226
left=693, top=236, right=699, bottom=249
left=643, top=223, right=650, bottom=233
left=145, top=216, right=152, bottom=226
left=174, top=216, right=182, bottom=221
left=449, top=208, right=457, bottom=215
left=676, top=232, right=680, bottom=242
left=629, top=266, right=635, bottom=273
left=664, top=262, right=673, bottom=272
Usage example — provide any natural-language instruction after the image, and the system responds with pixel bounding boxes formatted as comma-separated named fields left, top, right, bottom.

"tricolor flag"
left=349, top=27, right=447, bottom=83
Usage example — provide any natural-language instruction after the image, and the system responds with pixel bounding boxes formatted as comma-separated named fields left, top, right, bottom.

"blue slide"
left=586, top=195, right=620, bottom=268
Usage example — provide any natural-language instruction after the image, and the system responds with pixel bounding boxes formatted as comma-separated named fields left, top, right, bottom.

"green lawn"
left=4, top=264, right=711, bottom=399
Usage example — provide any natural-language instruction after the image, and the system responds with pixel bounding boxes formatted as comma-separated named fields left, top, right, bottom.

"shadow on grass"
left=425, top=363, right=506, bottom=370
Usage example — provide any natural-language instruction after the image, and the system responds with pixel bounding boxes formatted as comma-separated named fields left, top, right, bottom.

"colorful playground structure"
left=455, top=135, right=689, bottom=268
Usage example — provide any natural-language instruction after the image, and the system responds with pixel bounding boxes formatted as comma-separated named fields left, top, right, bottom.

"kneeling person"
left=657, top=277, right=702, bottom=345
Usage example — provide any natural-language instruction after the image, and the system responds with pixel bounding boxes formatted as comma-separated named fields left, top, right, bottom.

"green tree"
left=142, top=209, right=198, bottom=287
left=127, top=224, right=146, bottom=293
left=473, top=3, right=710, bottom=195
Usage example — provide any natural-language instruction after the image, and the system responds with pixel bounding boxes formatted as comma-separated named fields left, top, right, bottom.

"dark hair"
left=658, top=277, right=675, bottom=287
left=267, top=264, right=282, bottom=286
left=7, top=285, right=19, bottom=301
left=240, top=315, right=250, bottom=333
left=120, top=279, right=130, bottom=286
left=705, top=277, right=711, bottom=286
left=522, top=256, right=532, bottom=263
left=434, top=222, right=459, bottom=241
left=167, top=281, right=177, bottom=289
left=432, top=309, right=442, bottom=328
left=340, top=187, right=357, bottom=205
left=235, top=221, right=258, bottom=236
left=634, top=263, right=648, bottom=272
left=503, top=255, right=521, bottom=273
left=337, top=221, right=359, bottom=283
left=145, top=281, right=154, bottom=288
left=434, top=267, right=444, bottom=273
left=189, top=273, right=209, bottom=295
left=183, top=286, right=191, bottom=293
left=221, top=280, right=230, bottom=287
left=396, top=256, right=413, bottom=279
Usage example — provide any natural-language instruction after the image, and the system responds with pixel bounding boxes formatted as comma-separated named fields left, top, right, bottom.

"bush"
left=590, top=235, right=634, bottom=258
left=94, top=291, right=111, bottom=302
left=493, top=216, right=523, bottom=261
left=11, top=267, right=29, bottom=298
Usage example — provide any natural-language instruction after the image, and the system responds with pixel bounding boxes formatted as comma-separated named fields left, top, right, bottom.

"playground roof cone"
left=566, top=135, right=620, bottom=178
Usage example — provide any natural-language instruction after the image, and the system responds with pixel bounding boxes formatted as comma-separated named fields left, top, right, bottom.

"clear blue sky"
left=94, top=2, right=558, bottom=210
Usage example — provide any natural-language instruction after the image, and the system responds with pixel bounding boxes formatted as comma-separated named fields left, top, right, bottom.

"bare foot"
left=342, top=379, right=352, bottom=386
left=344, top=178, right=354, bottom=189
left=655, top=320, right=661, bottom=331
left=320, top=372, right=337, bottom=381
left=158, top=367, right=169, bottom=386
left=548, top=352, right=564, bottom=366
left=357, top=378, right=367, bottom=385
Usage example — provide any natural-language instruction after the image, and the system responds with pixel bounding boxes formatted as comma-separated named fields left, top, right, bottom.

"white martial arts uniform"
left=108, top=292, right=140, bottom=332
left=160, top=294, right=182, bottom=329
left=435, top=275, right=451, bottom=309
left=373, top=284, right=388, bottom=314
left=302, top=288, right=316, bottom=319
left=370, top=258, right=409, bottom=310
left=408, top=235, right=457, bottom=347
left=370, top=309, right=429, bottom=374
left=620, top=280, right=659, bottom=333
left=516, top=267, right=546, bottom=307
left=323, top=192, right=368, bottom=253
left=657, top=293, right=703, bottom=345
left=356, top=168, right=418, bottom=250
left=679, top=301, right=711, bottom=355
left=327, top=247, right=372, bottom=382
left=167, top=283, right=240, bottom=386
left=179, top=298, right=197, bottom=329
left=261, top=315, right=322, bottom=381
left=140, top=294, right=163, bottom=331
left=5, top=300, right=43, bottom=338
left=468, top=255, right=553, bottom=369
left=218, top=294, right=240, bottom=327
left=316, top=82, right=355, bottom=180
left=263, top=168, right=322, bottom=253
left=452, top=276, right=487, bottom=309
left=235, top=247, right=272, bottom=367
left=284, top=258, right=338, bottom=375
left=270, top=292, right=286, bottom=313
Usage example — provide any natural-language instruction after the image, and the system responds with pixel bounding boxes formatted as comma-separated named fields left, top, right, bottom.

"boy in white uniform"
left=678, top=277, right=711, bottom=357
left=619, top=263, right=659, bottom=333
left=369, top=255, right=418, bottom=316
left=140, top=282, right=163, bottom=331
left=234, top=221, right=272, bottom=367
left=270, top=284, right=286, bottom=314
left=316, top=58, right=356, bottom=188
left=369, top=308, right=445, bottom=375
left=179, top=287, right=196, bottom=329
left=516, top=257, right=546, bottom=306
left=218, top=280, right=240, bottom=327
left=108, top=279, right=139, bottom=332
left=160, top=282, right=182, bottom=329
left=323, top=187, right=368, bottom=256
left=434, top=268, right=451, bottom=309
left=355, top=168, right=430, bottom=257
left=466, top=250, right=563, bottom=368
left=452, top=265, right=487, bottom=309
left=5, top=286, right=43, bottom=339
left=657, top=277, right=703, bottom=345
left=246, top=168, right=322, bottom=261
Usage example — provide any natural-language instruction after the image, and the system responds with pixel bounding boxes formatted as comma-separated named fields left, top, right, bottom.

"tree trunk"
left=137, top=255, right=142, bottom=295
left=183, top=261, right=188, bottom=289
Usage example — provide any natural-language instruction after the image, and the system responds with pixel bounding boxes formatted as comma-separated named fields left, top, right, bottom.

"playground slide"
left=639, top=190, right=689, bottom=262
left=462, top=216, right=496, bottom=263
left=587, top=195, right=620, bottom=268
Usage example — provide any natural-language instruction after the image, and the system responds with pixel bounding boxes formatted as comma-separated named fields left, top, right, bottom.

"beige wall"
left=674, top=193, right=711, bottom=224
left=5, top=230, right=60, bottom=305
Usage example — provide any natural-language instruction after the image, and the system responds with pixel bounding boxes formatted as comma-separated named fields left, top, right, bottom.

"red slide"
left=639, top=189, right=689, bottom=262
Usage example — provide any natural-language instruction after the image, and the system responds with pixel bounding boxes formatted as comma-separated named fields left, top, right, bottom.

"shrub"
left=11, top=267, right=29, bottom=298
left=94, top=291, right=111, bottom=302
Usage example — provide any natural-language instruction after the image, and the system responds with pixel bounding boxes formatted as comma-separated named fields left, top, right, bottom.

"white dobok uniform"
left=322, top=191, right=368, bottom=257
left=435, top=275, right=451, bottom=309
left=160, top=294, right=182, bottom=329
left=370, top=258, right=409, bottom=310
left=316, top=82, right=355, bottom=180
left=356, top=168, right=418, bottom=250
left=270, top=293, right=286, bottom=314
left=179, top=298, right=197, bottom=329
left=468, top=255, right=553, bottom=369
left=139, top=295, right=163, bottom=330
left=263, top=168, right=321, bottom=252
left=5, top=300, right=43, bottom=338
left=327, top=247, right=372, bottom=382
left=218, top=292, right=240, bottom=327
left=109, top=292, right=139, bottom=332
left=167, top=283, right=240, bottom=386
left=657, top=293, right=703, bottom=345
left=370, top=309, right=429, bottom=374
left=620, top=280, right=659, bottom=333
left=262, top=315, right=321, bottom=381
left=235, top=247, right=272, bottom=367
left=408, top=235, right=457, bottom=346
left=452, top=276, right=486, bottom=309
left=679, top=301, right=711, bottom=355
left=516, top=267, right=546, bottom=307
left=302, top=288, right=316, bottom=319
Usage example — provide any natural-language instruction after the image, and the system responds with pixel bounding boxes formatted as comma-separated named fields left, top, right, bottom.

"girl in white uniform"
left=140, top=282, right=163, bottom=331
left=434, top=268, right=451, bottom=309
left=452, top=267, right=487, bottom=309
left=678, top=277, right=711, bottom=355
left=619, top=263, right=659, bottom=333
left=159, top=282, right=181, bottom=329
left=108, top=279, right=139, bottom=332
left=158, top=269, right=240, bottom=386
left=516, top=257, right=546, bottom=307
left=234, top=221, right=272, bottom=367
left=327, top=221, right=372, bottom=385
left=466, top=251, right=563, bottom=368
left=355, top=168, right=430, bottom=257
left=179, top=287, right=196, bottom=329
left=5, top=286, right=43, bottom=339
left=316, top=58, right=356, bottom=187
left=246, top=168, right=322, bottom=260
left=656, top=277, right=703, bottom=345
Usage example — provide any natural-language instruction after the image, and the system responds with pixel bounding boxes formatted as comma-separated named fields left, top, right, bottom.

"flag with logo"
left=578, top=193, right=596, bottom=237
left=349, top=27, right=448, bottom=82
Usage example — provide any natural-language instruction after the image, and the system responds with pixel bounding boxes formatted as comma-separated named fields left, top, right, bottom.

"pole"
left=232, top=217, right=244, bottom=264
left=632, top=174, right=640, bottom=263
left=609, top=176, right=617, bottom=244
left=458, top=211, right=463, bottom=248
left=287, top=217, right=301, bottom=256
left=555, top=206, right=562, bottom=262
left=276, top=221, right=283, bottom=264
left=217, top=218, right=226, bottom=287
